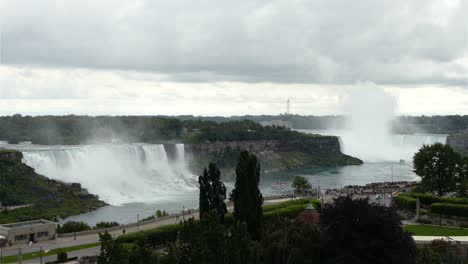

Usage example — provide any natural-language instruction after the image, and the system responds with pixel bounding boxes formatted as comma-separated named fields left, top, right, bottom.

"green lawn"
left=1, top=242, right=100, bottom=263
left=404, top=225, right=468, bottom=236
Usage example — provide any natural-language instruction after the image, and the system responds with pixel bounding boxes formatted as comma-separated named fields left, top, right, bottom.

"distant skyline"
left=0, top=0, right=466, bottom=116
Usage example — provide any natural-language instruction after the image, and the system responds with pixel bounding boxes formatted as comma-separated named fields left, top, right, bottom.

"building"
left=0, top=220, right=56, bottom=245
left=259, top=120, right=293, bottom=129
left=297, top=202, right=320, bottom=225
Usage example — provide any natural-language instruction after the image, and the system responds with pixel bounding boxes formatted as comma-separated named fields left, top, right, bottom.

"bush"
left=117, top=200, right=320, bottom=246
left=57, top=251, right=68, bottom=263
left=156, top=210, right=169, bottom=218
left=116, top=223, right=181, bottom=246
left=57, top=221, right=92, bottom=234
left=95, top=221, right=119, bottom=229
left=431, top=203, right=468, bottom=217
left=417, top=219, right=432, bottom=225
left=393, top=195, right=417, bottom=210
left=263, top=198, right=320, bottom=212
left=401, top=193, right=468, bottom=206
left=263, top=205, right=310, bottom=221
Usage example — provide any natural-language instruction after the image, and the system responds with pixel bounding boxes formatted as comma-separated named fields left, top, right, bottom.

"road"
left=22, top=247, right=100, bottom=264
left=1, top=197, right=295, bottom=259
left=0, top=210, right=200, bottom=258
left=3, top=195, right=464, bottom=262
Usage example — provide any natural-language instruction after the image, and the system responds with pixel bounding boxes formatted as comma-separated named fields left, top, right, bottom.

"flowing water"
left=2, top=143, right=198, bottom=205
left=0, top=132, right=448, bottom=225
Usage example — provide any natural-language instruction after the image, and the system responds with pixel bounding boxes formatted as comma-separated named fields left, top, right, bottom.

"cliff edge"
left=186, top=136, right=363, bottom=176
left=0, top=149, right=106, bottom=224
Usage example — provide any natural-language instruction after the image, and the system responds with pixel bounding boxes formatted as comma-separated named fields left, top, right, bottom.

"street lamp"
left=137, top=214, right=140, bottom=231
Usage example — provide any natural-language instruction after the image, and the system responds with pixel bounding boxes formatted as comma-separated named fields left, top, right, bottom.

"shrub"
left=116, top=223, right=181, bottom=246
left=117, top=200, right=320, bottom=246
left=156, top=210, right=169, bottom=218
left=263, top=198, right=320, bottom=212
left=263, top=205, right=309, bottom=221
left=431, top=203, right=468, bottom=217
left=95, top=221, right=119, bottom=229
left=401, top=193, right=468, bottom=206
left=393, top=195, right=417, bottom=210
left=57, top=251, right=68, bottom=263
left=57, top=221, right=91, bottom=234
left=417, top=218, right=432, bottom=225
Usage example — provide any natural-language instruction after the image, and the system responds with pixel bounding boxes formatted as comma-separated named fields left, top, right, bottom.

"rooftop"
left=0, top=219, right=55, bottom=229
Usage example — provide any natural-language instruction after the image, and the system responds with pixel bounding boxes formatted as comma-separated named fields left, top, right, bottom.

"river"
left=0, top=131, right=447, bottom=225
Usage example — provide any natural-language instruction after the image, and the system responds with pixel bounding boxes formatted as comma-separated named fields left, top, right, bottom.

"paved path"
left=414, top=236, right=468, bottom=245
left=1, top=197, right=294, bottom=259
left=1, top=211, right=200, bottom=258
left=22, top=247, right=100, bottom=264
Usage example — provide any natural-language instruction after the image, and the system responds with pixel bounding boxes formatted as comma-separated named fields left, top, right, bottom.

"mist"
left=20, top=143, right=197, bottom=205
left=339, top=83, right=446, bottom=162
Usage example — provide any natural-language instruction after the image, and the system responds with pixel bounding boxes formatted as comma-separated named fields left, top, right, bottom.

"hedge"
left=117, top=199, right=320, bottom=246
left=393, top=195, right=417, bottom=210
left=401, top=193, right=468, bottom=206
left=263, top=204, right=309, bottom=221
left=263, top=198, right=320, bottom=212
left=116, top=223, right=180, bottom=246
left=431, top=203, right=468, bottom=218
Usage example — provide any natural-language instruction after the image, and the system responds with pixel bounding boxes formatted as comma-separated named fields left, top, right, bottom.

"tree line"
left=0, top=115, right=312, bottom=145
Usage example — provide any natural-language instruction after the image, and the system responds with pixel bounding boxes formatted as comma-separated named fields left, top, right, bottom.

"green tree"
left=263, top=218, right=321, bottom=264
left=320, top=196, right=416, bottom=264
left=456, top=157, right=468, bottom=197
left=57, top=251, right=68, bottom=263
left=98, top=231, right=124, bottom=264
left=199, top=163, right=228, bottom=223
left=291, top=176, right=312, bottom=194
left=232, top=151, right=263, bottom=240
left=58, top=221, right=92, bottom=233
left=413, top=143, right=462, bottom=196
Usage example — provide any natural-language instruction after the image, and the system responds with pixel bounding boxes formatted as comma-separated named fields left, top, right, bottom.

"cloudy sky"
left=0, top=0, right=466, bottom=116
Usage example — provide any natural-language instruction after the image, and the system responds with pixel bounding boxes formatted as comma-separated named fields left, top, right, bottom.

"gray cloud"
left=1, top=0, right=466, bottom=85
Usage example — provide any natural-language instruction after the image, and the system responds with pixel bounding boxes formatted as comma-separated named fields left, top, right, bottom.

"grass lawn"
left=1, top=242, right=100, bottom=263
left=404, top=225, right=468, bottom=236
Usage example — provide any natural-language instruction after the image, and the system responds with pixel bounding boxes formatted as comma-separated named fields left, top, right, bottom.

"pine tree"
left=232, top=151, right=263, bottom=240
left=199, top=163, right=228, bottom=223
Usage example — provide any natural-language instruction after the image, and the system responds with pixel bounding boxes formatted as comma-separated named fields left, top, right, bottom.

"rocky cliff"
left=0, top=149, right=106, bottom=224
left=186, top=136, right=362, bottom=176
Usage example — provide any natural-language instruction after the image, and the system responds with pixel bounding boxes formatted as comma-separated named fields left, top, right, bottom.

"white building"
left=259, top=120, right=293, bottom=129
left=0, top=220, right=56, bottom=245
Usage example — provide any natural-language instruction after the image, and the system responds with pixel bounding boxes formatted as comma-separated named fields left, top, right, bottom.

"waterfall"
left=341, top=133, right=448, bottom=161
left=19, top=144, right=197, bottom=205
left=297, top=129, right=448, bottom=162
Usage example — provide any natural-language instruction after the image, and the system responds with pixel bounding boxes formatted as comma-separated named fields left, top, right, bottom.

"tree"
left=98, top=231, right=124, bottom=264
left=413, top=143, right=462, bottom=196
left=291, top=176, right=312, bottom=194
left=167, top=213, right=261, bottom=264
left=57, top=251, right=68, bottom=263
left=456, top=157, right=468, bottom=197
left=263, top=218, right=321, bottom=264
left=232, top=151, right=263, bottom=241
left=199, top=163, right=228, bottom=223
left=320, top=196, right=416, bottom=264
